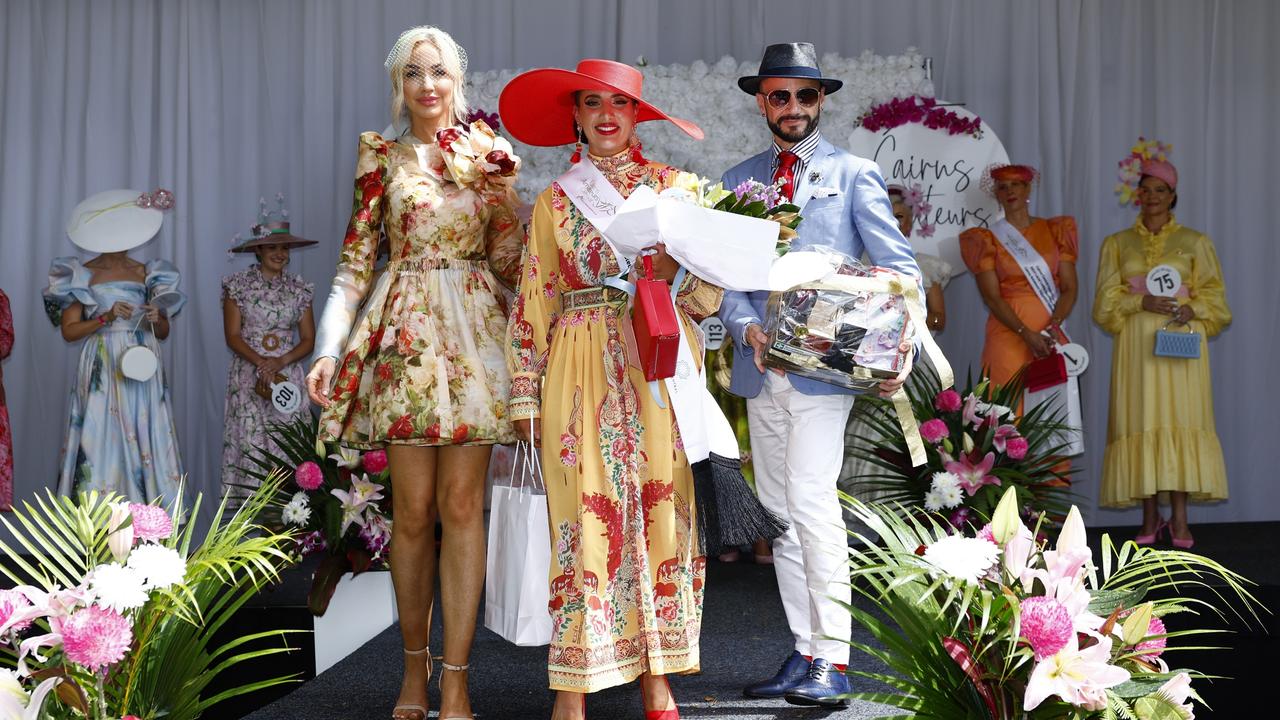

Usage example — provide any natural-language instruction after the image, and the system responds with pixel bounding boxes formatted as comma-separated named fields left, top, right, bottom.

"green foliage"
left=847, top=364, right=1076, bottom=527
left=0, top=475, right=301, bottom=719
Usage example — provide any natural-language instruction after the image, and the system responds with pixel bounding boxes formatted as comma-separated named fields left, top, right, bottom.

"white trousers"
left=747, top=372, right=855, bottom=664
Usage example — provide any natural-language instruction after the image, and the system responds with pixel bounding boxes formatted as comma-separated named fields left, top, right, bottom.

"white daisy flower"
left=125, top=544, right=187, bottom=591
left=87, top=562, right=150, bottom=611
left=923, top=535, right=1000, bottom=584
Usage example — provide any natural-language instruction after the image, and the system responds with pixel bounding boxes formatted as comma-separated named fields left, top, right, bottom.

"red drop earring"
left=629, top=137, right=645, bottom=164
left=570, top=123, right=584, bottom=164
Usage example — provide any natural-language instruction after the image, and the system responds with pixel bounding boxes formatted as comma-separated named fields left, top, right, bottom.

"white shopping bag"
left=483, top=442, right=553, bottom=646
left=1025, top=376, right=1084, bottom=457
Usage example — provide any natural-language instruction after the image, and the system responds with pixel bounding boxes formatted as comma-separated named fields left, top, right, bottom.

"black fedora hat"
left=738, top=42, right=843, bottom=95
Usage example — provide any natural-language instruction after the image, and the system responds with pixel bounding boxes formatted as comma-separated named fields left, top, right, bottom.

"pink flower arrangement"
left=0, top=589, right=33, bottom=633
left=857, top=96, right=983, bottom=138
left=61, top=604, right=133, bottom=673
left=920, top=418, right=949, bottom=444
left=944, top=451, right=999, bottom=495
left=1019, top=596, right=1074, bottom=660
left=295, top=461, right=324, bottom=491
left=1135, top=615, right=1168, bottom=662
left=127, top=503, right=173, bottom=542
left=934, top=389, right=962, bottom=413
left=361, top=449, right=389, bottom=474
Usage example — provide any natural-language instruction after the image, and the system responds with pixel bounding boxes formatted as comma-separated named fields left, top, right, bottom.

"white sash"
left=556, top=162, right=734, bottom=463
left=990, top=219, right=1060, bottom=322
left=990, top=219, right=1085, bottom=456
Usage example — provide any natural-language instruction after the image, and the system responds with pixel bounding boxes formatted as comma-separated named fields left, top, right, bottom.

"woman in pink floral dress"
left=304, top=26, right=523, bottom=720
left=220, top=207, right=316, bottom=497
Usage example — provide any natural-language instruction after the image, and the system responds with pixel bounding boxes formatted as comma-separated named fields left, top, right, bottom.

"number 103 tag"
left=271, top=380, right=303, bottom=415
left=1145, top=264, right=1182, bottom=298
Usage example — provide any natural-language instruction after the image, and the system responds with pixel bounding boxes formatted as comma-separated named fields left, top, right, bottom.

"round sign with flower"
left=848, top=103, right=1009, bottom=278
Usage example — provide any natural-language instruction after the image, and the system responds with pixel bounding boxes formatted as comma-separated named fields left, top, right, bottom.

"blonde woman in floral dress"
left=501, top=59, right=720, bottom=720
left=304, top=26, right=523, bottom=720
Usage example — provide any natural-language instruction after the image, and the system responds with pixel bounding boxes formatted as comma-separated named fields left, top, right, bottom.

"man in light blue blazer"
left=719, top=42, right=921, bottom=708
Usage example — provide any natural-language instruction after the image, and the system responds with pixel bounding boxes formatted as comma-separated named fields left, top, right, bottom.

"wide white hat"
left=65, top=188, right=171, bottom=253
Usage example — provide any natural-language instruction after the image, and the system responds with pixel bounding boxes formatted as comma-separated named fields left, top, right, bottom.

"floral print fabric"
left=318, top=131, right=523, bottom=448
left=507, top=154, right=723, bottom=692
left=42, top=258, right=186, bottom=504
left=220, top=266, right=314, bottom=494
left=0, top=289, right=12, bottom=509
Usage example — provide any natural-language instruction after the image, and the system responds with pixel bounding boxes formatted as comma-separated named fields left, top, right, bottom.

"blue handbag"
left=1154, top=321, right=1201, bottom=359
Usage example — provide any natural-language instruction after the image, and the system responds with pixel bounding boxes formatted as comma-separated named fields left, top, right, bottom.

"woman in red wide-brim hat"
left=501, top=59, right=719, bottom=720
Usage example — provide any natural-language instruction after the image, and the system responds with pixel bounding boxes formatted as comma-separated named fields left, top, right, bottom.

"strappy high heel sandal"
left=392, top=646, right=431, bottom=720
left=438, top=660, right=475, bottom=720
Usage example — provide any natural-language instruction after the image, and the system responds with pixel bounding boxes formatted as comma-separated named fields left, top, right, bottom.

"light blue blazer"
left=719, top=137, right=921, bottom=398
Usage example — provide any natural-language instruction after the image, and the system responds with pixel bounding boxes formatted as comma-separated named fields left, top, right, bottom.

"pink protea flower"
left=934, top=389, right=962, bottom=413
left=1006, top=436, right=1029, bottom=460
left=1020, top=596, right=1074, bottom=660
left=1136, top=615, right=1168, bottom=661
left=127, top=503, right=173, bottom=543
left=62, top=605, right=133, bottom=673
left=920, top=418, right=949, bottom=444
left=361, top=449, right=389, bottom=475
left=295, top=461, right=324, bottom=491
left=0, top=588, right=34, bottom=633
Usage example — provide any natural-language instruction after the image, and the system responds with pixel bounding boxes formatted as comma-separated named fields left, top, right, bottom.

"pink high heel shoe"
left=1169, top=524, right=1195, bottom=550
left=1134, top=518, right=1168, bottom=546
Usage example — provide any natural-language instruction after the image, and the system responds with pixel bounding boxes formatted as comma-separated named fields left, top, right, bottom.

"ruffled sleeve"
left=1187, top=232, right=1231, bottom=337
left=42, top=256, right=98, bottom=326
left=145, top=259, right=186, bottom=317
left=314, top=131, right=389, bottom=360
left=1049, top=216, right=1080, bottom=263
left=293, top=273, right=315, bottom=316
left=220, top=269, right=249, bottom=307
left=916, top=252, right=953, bottom=290
left=959, top=228, right=998, bottom=274
left=1092, top=233, right=1142, bottom=335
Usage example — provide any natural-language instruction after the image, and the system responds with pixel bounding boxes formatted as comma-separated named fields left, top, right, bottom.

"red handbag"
left=632, top=254, right=681, bottom=381
left=1023, top=349, right=1067, bottom=392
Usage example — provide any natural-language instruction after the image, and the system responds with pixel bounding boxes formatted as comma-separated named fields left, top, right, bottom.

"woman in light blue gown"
left=43, top=188, right=186, bottom=504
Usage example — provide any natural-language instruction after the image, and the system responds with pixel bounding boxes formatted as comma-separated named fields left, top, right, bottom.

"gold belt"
left=563, top=286, right=627, bottom=311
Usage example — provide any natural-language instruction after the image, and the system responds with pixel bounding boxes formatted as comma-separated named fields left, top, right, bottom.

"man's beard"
left=767, top=110, right=821, bottom=144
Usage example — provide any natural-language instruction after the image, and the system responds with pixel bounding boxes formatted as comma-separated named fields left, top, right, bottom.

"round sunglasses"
left=764, top=87, right=822, bottom=109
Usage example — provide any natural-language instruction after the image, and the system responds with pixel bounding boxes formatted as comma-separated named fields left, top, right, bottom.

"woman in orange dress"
left=959, top=164, right=1079, bottom=387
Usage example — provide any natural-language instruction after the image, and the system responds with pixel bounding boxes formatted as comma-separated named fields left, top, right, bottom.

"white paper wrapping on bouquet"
left=603, top=185, right=778, bottom=292
left=1025, top=376, right=1085, bottom=457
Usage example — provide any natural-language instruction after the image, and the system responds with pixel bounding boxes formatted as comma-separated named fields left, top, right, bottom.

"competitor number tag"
left=271, top=380, right=303, bottom=415
left=1145, top=265, right=1182, bottom=297
left=700, top=316, right=727, bottom=351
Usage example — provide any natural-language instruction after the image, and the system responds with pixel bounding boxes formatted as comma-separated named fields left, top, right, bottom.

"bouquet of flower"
left=847, top=365, right=1075, bottom=527
left=841, top=487, right=1263, bottom=719
left=238, top=417, right=393, bottom=616
left=668, top=172, right=802, bottom=255
left=434, top=119, right=520, bottom=199
left=0, top=477, right=297, bottom=719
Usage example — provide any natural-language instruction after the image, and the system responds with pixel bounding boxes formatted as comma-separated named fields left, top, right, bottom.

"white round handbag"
left=120, top=344, right=158, bottom=382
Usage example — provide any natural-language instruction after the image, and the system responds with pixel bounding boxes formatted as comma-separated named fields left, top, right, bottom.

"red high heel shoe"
left=640, top=675, right=680, bottom=720
left=1134, top=517, right=1168, bottom=546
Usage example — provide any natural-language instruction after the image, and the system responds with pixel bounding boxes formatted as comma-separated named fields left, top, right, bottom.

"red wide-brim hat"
left=499, top=59, right=703, bottom=147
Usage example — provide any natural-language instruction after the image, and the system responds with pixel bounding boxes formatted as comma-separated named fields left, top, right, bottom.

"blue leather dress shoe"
left=743, top=650, right=810, bottom=698
left=784, top=658, right=851, bottom=707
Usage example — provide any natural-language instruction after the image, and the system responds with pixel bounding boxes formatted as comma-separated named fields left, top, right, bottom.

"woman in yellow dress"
left=1094, top=158, right=1230, bottom=548
left=959, top=164, right=1079, bottom=387
left=304, top=26, right=523, bottom=720
left=501, top=59, right=721, bottom=720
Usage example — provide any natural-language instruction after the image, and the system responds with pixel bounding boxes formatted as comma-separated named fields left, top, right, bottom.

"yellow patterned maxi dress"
left=1093, top=217, right=1232, bottom=506
left=316, top=130, right=523, bottom=447
left=507, top=153, right=723, bottom=692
